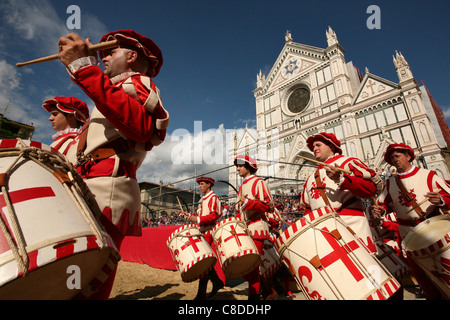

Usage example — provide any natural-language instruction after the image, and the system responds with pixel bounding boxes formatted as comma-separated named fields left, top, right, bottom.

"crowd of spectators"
left=141, top=193, right=304, bottom=228
left=376, top=167, right=397, bottom=181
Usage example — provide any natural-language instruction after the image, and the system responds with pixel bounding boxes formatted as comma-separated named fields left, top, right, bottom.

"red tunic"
left=69, top=66, right=169, bottom=238
left=300, top=154, right=380, bottom=252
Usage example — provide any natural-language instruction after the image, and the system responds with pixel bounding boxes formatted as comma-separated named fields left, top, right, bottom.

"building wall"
left=229, top=28, right=450, bottom=194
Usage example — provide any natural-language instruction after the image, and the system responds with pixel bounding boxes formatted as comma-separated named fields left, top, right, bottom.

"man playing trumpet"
left=299, top=132, right=382, bottom=253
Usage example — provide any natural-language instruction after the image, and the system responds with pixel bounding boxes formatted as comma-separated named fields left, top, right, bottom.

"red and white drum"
left=275, top=206, right=400, bottom=300
left=402, top=215, right=450, bottom=299
left=0, top=139, right=119, bottom=299
left=167, top=224, right=216, bottom=282
left=212, top=217, right=260, bottom=278
left=375, top=240, right=410, bottom=280
left=260, top=239, right=282, bottom=281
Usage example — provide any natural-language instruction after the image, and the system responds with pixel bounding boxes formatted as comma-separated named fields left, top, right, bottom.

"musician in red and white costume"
left=42, top=96, right=88, bottom=155
left=373, top=143, right=450, bottom=299
left=58, top=29, right=169, bottom=299
left=183, top=176, right=226, bottom=299
left=234, top=155, right=275, bottom=300
left=300, top=132, right=382, bottom=253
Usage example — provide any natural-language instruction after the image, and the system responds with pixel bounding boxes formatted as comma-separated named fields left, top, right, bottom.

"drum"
left=402, top=215, right=450, bottom=299
left=0, top=139, right=120, bottom=299
left=167, top=224, right=216, bottom=282
left=375, top=239, right=410, bottom=280
left=275, top=206, right=401, bottom=300
left=260, top=239, right=282, bottom=281
left=212, top=217, right=260, bottom=278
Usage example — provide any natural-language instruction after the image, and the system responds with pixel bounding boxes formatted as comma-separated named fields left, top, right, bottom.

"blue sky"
left=0, top=0, right=449, bottom=194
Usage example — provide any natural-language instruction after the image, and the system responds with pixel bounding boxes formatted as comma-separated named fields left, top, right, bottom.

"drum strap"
left=76, top=120, right=90, bottom=160
left=76, top=119, right=129, bottom=164
left=314, top=169, right=332, bottom=207
left=394, top=175, right=424, bottom=217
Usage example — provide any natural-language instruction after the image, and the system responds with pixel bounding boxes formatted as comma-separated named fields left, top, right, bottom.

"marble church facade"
left=228, top=27, right=450, bottom=195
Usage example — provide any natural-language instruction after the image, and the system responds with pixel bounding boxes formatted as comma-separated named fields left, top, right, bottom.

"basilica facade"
left=228, top=27, right=450, bottom=195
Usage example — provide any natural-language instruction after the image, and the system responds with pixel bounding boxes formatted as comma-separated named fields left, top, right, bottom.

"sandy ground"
left=109, top=260, right=423, bottom=301
left=110, top=260, right=281, bottom=300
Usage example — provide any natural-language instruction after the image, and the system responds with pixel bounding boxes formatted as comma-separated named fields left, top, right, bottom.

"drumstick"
left=297, top=154, right=351, bottom=175
left=16, top=39, right=120, bottom=67
left=404, top=189, right=442, bottom=215
left=176, top=196, right=184, bottom=212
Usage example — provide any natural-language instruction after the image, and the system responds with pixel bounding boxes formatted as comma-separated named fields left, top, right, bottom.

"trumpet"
left=16, top=39, right=119, bottom=68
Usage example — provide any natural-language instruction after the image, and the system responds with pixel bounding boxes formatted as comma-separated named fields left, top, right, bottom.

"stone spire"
left=393, top=50, right=414, bottom=82
left=326, top=26, right=338, bottom=47
left=256, top=69, right=265, bottom=88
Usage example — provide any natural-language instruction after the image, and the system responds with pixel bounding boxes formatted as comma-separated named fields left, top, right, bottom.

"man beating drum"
left=373, top=143, right=450, bottom=299
left=234, top=155, right=277, bottom=300
left=57, top=29, right=169, bottom=299
left=182, top=176, right=226, bottom=299
left=42, top=96, right=89, bottom=155
left=299, top=132, right=382, bottom=253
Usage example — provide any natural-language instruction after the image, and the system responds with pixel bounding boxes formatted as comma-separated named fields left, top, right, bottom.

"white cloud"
left=0, top=0, right=109, bottom=56
left=137, top=124, right=247, bottom=195
left=0, top=0, right=108, bottom=143
left=442, top=106, right=450, bottom=121
left=0, top=0, right=68, bottom=55
left=0, top=60, right=21, bottom=90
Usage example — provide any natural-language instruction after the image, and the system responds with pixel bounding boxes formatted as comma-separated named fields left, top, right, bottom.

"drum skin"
left=275, top=206, right=400, bottom=300
left=374, top=240, right=410, bottom=280
left=213, top=218, right=261, bottom=278
left=260, top=239, right=282, bottom=281
left=0, top=139, right=119, bottom=299
left=402, top=215, right=450, bottom=299
left=167, top=224, right=216, bottom=283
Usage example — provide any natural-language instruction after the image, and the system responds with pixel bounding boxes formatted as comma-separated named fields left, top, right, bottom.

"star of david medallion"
left=284, top=60, right=298, bottom=76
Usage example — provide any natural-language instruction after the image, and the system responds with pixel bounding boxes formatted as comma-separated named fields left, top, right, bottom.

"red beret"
left=234, top=155, right=258, bottom=171
left=306, top=132, right=342, bottom=155
left=384, top=143, right=415, bottom=165
left=42, top=96, right=89, bottom=123
left=98, top=29, right=163, bottom=78
left=196, top=176, right=215, bottom=186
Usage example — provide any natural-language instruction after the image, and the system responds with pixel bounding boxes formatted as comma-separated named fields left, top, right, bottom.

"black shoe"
left=194, top=280, right=208, bottom=300
left=208, top=281, right=224, bottom=298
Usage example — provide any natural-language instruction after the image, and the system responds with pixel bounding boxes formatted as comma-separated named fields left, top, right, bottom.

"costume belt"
left=77, top=138, right=129, bottom=165
left=90, top=138, right=129, bottom=160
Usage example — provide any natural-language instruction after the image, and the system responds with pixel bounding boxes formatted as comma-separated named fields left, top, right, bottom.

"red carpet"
left=120, top=225, right=181, bottom=270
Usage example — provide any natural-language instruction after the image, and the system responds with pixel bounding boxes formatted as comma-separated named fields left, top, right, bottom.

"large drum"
left=402, top=215, right=450, bottom=299
left=0, top=139, right=120, bottom=299
left=167, top=224, right=216, bottom=282
left=212, top=217, right=260, bottom=278
left=375, top=239, right=410, bottom=280
left=260, top=238, right=282, bottom=281
left=275, top=206, right=400, bottom=300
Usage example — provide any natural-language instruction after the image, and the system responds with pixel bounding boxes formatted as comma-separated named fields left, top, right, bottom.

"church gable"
left=237, top=127, right=257, bottom=150
left=265, top=43, right=326, bottom=92
left=372, top=135, right=395, bottom=169
left=270, top=54, right=318, bottom=89
left=353, top=74, right=398, bottom=104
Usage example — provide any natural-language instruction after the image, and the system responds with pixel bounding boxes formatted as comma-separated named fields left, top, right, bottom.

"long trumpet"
left=16, top=40, right=120, bottom=68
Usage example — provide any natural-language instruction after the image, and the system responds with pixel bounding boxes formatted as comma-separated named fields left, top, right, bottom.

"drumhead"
left=224, top=253, right=260, bottom=278
left=182, top=256, right=216, bottom=282
left=402, top=215, right=450, bottom=251
left=0, top=247, right=115, bottom=300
